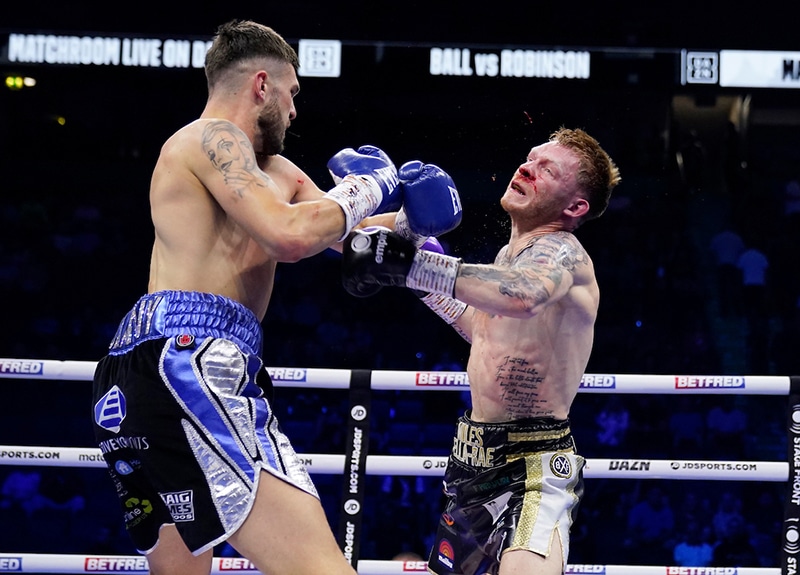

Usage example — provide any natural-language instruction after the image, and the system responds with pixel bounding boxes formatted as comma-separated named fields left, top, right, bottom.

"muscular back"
left=148, top=119, right=323, bottom=320
left=463, top=232, right=598, bottom=423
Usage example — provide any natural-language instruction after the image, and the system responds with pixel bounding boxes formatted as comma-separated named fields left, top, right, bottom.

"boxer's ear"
left=564, top=198, right=589, bottom=218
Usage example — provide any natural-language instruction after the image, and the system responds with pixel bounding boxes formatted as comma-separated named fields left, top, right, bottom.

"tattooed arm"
left=189, top=119, right=358, bottom=262
left=453, top=232, right=593, bottom=319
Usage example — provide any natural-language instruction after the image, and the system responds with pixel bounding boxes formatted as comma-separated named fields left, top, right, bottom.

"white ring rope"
left=0, top=358, right=792, bottom=394
left=0, top=554, right=782, bottom=574
left=0, top=446, right=788, bottom=481
left=0, top=357, right=791, bottom=574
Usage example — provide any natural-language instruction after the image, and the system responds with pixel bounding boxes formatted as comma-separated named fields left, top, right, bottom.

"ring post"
left=337, top=369, right=372, bottom=568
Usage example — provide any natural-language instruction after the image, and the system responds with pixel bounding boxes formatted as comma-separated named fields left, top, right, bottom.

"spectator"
left=668, top=397, right=705, bottom=458
left=709, top=228, right=744, bottom=317
left=673, top=489, right=713, bottom=529
left=711, top=514, right=759, bottom=567
left=623, top=485, right=675, bottom=564
left=1, top=470, right=52, bottom=516
left=431, top=350, right=464, bottom=372
left=312, top=403, right=347, bottom=453
left=0, top=469, right=87, bottom=553
left=375, top=476, right=427, bottom=559
left=782, top=178, right=800, bottom=219
left=86, top=521, right=127, bottom=555
left=747, top=487, right=782, bottom=538
left=736, top=242, right=770, bottom=371
left=711, top=490, right=745, bottom=543
left=745, top=488, right=782, bottom=567
left=737, top=243, right=769, bottom=309
left=673, top=520, right=714, bottom=567
left=627, top=396, right=670, bottom=457
left=706, top=399, right=748, bottom=459
left=595, top=396, right=630, bottom=455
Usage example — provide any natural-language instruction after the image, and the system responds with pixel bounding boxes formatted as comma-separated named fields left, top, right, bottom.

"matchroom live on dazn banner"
left=3, top=31, right=800, bottom=89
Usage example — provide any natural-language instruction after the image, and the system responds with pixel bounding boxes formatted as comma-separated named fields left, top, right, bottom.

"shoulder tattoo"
left=461, top=233, right=589, bottom=309
left=201, top=120, right=270, bottom=197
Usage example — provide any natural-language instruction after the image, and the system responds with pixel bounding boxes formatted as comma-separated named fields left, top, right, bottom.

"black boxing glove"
left=341, top=226, right=389, bottom=298
left=341, top=227, right=461, bottom=298
left=341, top=227, right=414, bottom=297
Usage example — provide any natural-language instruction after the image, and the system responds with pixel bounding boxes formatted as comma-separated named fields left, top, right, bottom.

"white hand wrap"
left=406, top=249, right=460, bottom=296
left=418, top=293, right=467, bottom=325
left=325, top=174, right=384, bottom=241
left=394, top=208, right=427, bottom=247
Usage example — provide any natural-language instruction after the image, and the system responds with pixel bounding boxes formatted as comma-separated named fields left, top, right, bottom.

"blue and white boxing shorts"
left=92, top=290, right=317, bottom=555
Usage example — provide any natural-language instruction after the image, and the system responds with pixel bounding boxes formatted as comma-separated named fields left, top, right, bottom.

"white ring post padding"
left=0, top=358, right=792, bottom=394
left=0, top=446, right=788, bottom=481
left=0, top=555, right=782, bottom=574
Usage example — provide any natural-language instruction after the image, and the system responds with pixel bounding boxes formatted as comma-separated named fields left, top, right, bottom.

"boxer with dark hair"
left=91, top=18, right=461, bottom=575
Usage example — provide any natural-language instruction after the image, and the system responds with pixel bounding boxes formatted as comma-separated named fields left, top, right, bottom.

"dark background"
left=0, top=0, right=797, bottom=568
left=3, top=0, right=799, bottom=50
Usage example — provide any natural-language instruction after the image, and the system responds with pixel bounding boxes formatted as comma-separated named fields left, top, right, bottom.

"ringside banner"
left=5, top=33, right=213, bottom=68
left=0, top=31, right=675, bottom=89
left=720, top=50, right=800, bottom=88
left=4, top=30, right=800, bottom=91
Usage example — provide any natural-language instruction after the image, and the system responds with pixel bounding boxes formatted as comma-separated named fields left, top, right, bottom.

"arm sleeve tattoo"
left=460, top=233, right=589, bottom=310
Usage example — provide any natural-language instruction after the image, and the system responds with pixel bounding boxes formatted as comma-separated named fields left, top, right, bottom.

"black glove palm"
left=341, top=227, right=416, bottom=298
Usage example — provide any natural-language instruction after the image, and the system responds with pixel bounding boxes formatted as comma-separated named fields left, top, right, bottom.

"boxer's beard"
left=256, top=94, right=286, bottom=156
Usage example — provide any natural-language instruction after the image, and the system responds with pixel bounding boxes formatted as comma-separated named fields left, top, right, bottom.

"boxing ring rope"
left=0, top=446, right=789, bottom=480
left=0, top=358, right=796, bottom=575
left=0, top=358, right=793, bottom=393
left=0, top=555, right=783, bottom=575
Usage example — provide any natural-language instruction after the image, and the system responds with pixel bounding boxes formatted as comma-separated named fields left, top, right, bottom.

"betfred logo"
left=416, top=372, right=469, bottom=387
left=579, top=375, right=615, bottom=388
left=0, top=557, right=22, bottom=570
left=84, top=557, right=148, bottom=571
left=402, top=561, right=429, bottom=571
left=267, top=368, right=307, bottom=382
left=566, top=566, right=606, bottom=574
left=0, top=359, right=43, bottom=375
left=666, top=568, right=739, bottom=575
left=675, top=376, right=745, bottom=389
left=218, top=558, right=258, bottom=571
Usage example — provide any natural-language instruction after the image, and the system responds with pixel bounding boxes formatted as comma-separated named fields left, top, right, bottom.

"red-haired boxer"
left=342, top=127, right=621, bottom=575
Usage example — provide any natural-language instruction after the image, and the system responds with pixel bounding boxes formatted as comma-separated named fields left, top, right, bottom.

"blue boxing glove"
left=327, top=145, right=402, bottom=210
left=394, top=161, right=462, bottom=247
left=325, top=145, right=403, bottom=241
